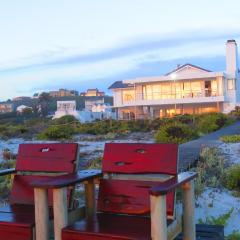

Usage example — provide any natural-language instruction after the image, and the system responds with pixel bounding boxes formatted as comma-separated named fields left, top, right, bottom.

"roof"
left=165, top=63, right=212, bottom=76
left=108, top=81, right=134, bottom=90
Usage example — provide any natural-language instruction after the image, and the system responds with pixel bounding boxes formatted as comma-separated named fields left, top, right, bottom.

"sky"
left=0, top=0, right=240, bottom=100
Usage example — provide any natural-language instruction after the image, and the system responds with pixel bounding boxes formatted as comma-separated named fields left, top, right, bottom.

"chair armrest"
left=0, top=168, right=16, bottom=176
left=150, top=172, right=197, bottom=196
left=30, top=169, right=102, bottom=189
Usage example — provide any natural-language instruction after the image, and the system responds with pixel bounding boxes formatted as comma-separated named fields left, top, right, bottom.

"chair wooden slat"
left=16, top=143, right=78, bottom=173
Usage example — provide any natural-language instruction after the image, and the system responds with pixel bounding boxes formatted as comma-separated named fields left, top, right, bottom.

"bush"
left=37, top=125, right=75, bottom=140
left=220, top=134, right=240, bottom=143
left=195, top=147, right=226, bottom=196
left=196, top=113, right=234, bottom=134
left=155, top=122, right=198, bottom=144
left=86, top=157, right=102, bottom=169
left=227, top=231, right=240, bottom=240
left=53, top=115, right=78, bottom=125
left=0, top=124, right=28, bottom=139
left=198, top=208, right=233, bottom=225
left=0, top=160, right=16, bottom=199
left=224, top=164, right=240, bottom=191
left=229, top=106, right=240, bottom=119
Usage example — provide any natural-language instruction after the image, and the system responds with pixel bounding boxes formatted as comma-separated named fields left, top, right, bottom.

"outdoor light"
left=170, top=73, right=177, bottom=80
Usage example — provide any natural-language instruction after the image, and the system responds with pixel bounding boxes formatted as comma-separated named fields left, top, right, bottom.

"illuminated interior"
left=137, top=79, right=219, bottom=101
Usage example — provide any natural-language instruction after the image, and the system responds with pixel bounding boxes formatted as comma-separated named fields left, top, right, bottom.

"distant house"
left=80, top=88, right=105, bottom=97
left=49, top=89, right=79, bottom=97
left=16, top=105, right=33, bottom=114
left=85, top=98, right=105, bottom=111
left=109, top=40, right=240, bottom=120
left=0, top=102, right=14, bottom=114
left=53, top=100, right=115, bottom=122
left=53, top=101, right=81, bottom=120
left=91, top=103, right=111, bottom=113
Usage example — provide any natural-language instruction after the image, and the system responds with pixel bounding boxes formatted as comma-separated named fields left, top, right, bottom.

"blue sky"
left=0, top=0, right=240, bottom=100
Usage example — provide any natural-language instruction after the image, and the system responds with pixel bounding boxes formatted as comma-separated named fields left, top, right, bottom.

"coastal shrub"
left=155, top=122, right=198, bottom=144
left=196, top=112, right=233, bottom=134
left=52, top=115, right=78, bottom=125
left=198, top=208, right=233, bottom=225
left=220, top=134, right=240, bottom=143
left=0, top=124, right=28, bottom=139
left=229, top=106, right=240, bottom=119
left=37, top=125, right=75, bottom=140
left=227, top=231, right=240, bottom=240
left=86, top=157, right=102, bottom=169
left=0, top=160, right=16, bottom=199
left=76, top=119, right=150, bottom=135
left=224, top=164, right=240, bottom=191
left=195, top=147, right=226, bottom=196
left=196, top=113, right=221, bottom=134
left=175, top=114, right=194, bottom=125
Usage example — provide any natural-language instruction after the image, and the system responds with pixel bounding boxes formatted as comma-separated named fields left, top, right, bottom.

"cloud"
left=0, top=29, right=239, bottom=100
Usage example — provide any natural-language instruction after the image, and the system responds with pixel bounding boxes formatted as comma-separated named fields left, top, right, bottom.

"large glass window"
left=191, top=81, right=202, bottom=97
left=122, top=90, right=135, bottom=102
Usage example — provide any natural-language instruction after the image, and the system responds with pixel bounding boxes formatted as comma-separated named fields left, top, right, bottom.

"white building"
left=53, top=100, right=116, bottom=122
left=53, top=101, right=81, bottom=120
left=109, top=40, right=240, bottom=120
left=16, top=105, right=33, bottom=113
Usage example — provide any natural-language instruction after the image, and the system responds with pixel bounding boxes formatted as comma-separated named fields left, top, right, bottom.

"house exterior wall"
left=0, top=103, right=14, bottom=114
left=110, top=40, right=239, bottom=119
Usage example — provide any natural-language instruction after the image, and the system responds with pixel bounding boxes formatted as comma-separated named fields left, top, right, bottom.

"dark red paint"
left=0, top=143, right=78, bottom=240
left=62, top=143, right=180, bottom=240
left=102, top=143, right=178, bottom=175
left=16, top=143, right=78, bottom=172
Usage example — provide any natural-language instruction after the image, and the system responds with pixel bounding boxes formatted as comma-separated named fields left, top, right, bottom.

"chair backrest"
left=98, top=143, right=178, bottom=218
left=10, top=143, right=79, bottom=206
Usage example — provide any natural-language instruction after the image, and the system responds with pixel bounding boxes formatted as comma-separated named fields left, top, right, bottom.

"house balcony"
left=115, top=90, right=225, bottom=108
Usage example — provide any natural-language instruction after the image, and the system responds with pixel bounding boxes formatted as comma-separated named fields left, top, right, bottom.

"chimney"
left=226, top=39, right=239, bottom=78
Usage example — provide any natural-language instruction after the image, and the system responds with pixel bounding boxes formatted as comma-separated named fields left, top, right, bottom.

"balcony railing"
left=123, top=90, right=219, bottom=103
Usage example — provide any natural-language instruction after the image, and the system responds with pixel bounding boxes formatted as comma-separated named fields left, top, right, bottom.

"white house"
left=16, top=105, right=33, bottom=114
left=109, top=40, right=240, bottom=120
left=53, top=100, right=116, bottom=122
left=53, top=101, right=81, bottom=120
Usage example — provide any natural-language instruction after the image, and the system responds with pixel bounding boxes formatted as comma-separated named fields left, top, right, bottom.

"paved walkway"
left=179, top=121, right=240, bottom=171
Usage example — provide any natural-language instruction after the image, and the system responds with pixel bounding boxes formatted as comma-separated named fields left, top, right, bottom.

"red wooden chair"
left=0, top=143, right=80, bottom=240
left=31, top=143, right=197, bottom=240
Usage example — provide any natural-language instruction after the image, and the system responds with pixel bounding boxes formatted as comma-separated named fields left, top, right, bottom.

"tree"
left=21, top=107, right=33, bottom=116
left=38, top=92, right=52, bottom=117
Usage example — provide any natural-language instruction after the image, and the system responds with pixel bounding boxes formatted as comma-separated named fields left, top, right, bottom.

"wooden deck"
left=175, top=224, right=224, bottom=240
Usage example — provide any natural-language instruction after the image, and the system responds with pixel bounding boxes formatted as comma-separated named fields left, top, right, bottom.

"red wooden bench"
left=31, top=143, right=197, bottom=240
left=0, top=143, right=81, bottom=240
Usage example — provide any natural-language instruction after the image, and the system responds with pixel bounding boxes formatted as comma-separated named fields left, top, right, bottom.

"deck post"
left=182, top=180, right=196, bottom=240
left=34, top=188, right=49, bottom=240
left=150, top=194, right=167, bottom=240
left=53, top=187, right=68, bottom=240
left=85, top=179, right=95, bottom=219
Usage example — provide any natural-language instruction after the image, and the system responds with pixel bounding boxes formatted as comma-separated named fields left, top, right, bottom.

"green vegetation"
left=226, top=231, right=240, bottom=240
left=0, top=124, right=28, bottom=139
left=37, top=125, right=75, bottom=140
left=195, top=112, right=234, bottom=134
left=86, top=157, right=102, bottom=169
left=0, top=112, right=235, bottom=142
left=220, top=134, right=240, bottom=143
left=0, top=159, right=16, bottom=199
left=230, top=106, right=240, bottom=120
left=195, top=147, right=226, bottom=196
left=155, top=122, right=198, bottom=144
left=198, top=208, right=233, bottom=225
left=224, top=164, right=240, bottom=191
